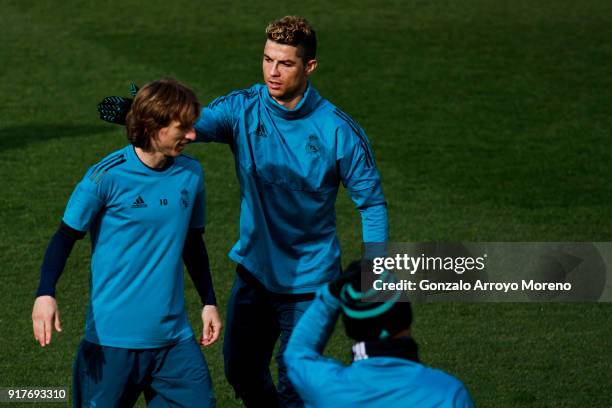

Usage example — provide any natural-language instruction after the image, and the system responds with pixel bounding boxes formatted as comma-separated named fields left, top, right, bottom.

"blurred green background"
left=1, top=0, right=611, bottom=406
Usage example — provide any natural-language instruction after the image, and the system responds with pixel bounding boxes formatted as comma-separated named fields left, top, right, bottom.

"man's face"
left=152, top=120, right=196, bottom=157
left=262, top=40, right=317, bottom=104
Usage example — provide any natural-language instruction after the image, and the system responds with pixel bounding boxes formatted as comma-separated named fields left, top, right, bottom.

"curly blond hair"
left=265, top=16, right=316, bottom=63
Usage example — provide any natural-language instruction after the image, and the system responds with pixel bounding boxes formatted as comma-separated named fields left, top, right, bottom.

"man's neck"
left=272, top=82, right=308, bottom=110
left=135, top=146, right=168, bottom=169
left=352, top=335, right=419, bottom=363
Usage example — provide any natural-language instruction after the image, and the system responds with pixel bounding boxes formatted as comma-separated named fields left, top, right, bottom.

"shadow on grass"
left=0, top=124, right=117, bottom=152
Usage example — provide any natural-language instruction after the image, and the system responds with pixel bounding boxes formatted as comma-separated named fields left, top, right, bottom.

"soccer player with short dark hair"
left=285, top=261, right=475, bottom=407
left=98, top=16, right=388, bottom=407
left=33, top=78, right=219, bottom=407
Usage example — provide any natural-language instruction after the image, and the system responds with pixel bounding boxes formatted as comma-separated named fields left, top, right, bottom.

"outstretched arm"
left=97, top=83, right=236, bottom=145
left=32, top=222, right=86, bottom=347
left=284, top=285, right=344, bottom=402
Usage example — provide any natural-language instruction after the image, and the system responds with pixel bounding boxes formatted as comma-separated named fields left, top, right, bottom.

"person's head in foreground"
left=263, top=16, right=318, bottom=106
left=126, top=78, right=200, bottom=158
left=339, top=260, right=418, bottom=358
left=284, top=259, right=475, bottom=407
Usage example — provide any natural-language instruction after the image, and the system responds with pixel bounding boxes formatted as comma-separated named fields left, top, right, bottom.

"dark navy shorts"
left=72, top=337, right=215, bottom=407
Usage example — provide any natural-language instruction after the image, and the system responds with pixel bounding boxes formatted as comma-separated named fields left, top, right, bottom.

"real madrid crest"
left=305, top=135, right=320, bottom=154
left=180, top=189, right=189, bottom=209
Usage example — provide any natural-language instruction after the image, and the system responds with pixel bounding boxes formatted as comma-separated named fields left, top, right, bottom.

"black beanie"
left=340, top=261, right=412, bottom=341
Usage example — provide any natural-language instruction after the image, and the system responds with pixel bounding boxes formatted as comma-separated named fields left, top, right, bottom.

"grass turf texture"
left=1, top=0, right=611, bottom=406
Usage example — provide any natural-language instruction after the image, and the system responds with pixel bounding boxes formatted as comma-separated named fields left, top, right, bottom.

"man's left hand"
left=329, top=260, right=363, bottom=298
left=200, top=305, right=222, bottom=347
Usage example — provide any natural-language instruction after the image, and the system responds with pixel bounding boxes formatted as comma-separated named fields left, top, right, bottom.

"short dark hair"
left=265, top=16, right=317, bottom=63
left=125, top=78, right=200, bottom=150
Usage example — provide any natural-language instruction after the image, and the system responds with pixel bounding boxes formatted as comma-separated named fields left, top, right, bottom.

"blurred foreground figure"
left=285, top=261, right=475, bottom=407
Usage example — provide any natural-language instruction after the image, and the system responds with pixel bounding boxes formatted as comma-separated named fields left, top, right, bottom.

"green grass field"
left=1, top=1, right=612, bottom=406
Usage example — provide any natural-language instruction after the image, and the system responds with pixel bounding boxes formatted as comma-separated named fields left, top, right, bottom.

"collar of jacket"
left=263, top=81, right=321, bottom=119
left=352, top=337, right=420, bottom=363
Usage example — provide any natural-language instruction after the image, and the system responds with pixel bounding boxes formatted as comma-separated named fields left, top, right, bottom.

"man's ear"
left=305, top=59, right=318, bottom=76
left=157, top=125, right=169, bottom=138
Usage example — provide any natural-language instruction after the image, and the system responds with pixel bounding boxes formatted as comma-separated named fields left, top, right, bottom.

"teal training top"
left=285, top=286, right=475, bottom=407
left=63, top=145, right=205, bottom=348
left=195, top=83, right=388, bottom=293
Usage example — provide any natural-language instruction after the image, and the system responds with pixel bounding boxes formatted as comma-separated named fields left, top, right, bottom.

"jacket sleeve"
left=195, top=90, right=249, bottom=144
left=336, top=121, right=389, bottom=244
left=285, top=286, right=346, bottom=403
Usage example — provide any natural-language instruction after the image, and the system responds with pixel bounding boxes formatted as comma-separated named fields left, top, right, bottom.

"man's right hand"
left=96, top=83, right=139, bottom=125
left=97, top=96, right=133, bottom=125
left=32, top=296, right=62, bottom=347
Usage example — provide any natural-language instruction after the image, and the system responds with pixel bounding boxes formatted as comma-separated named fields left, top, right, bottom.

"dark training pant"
left=223, top=265, right=314, bottom=408
left=72, top=338, right=215, bottom=407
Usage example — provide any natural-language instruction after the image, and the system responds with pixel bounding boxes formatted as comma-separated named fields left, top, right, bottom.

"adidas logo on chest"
left=131, top=195, right=147, bottom=208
